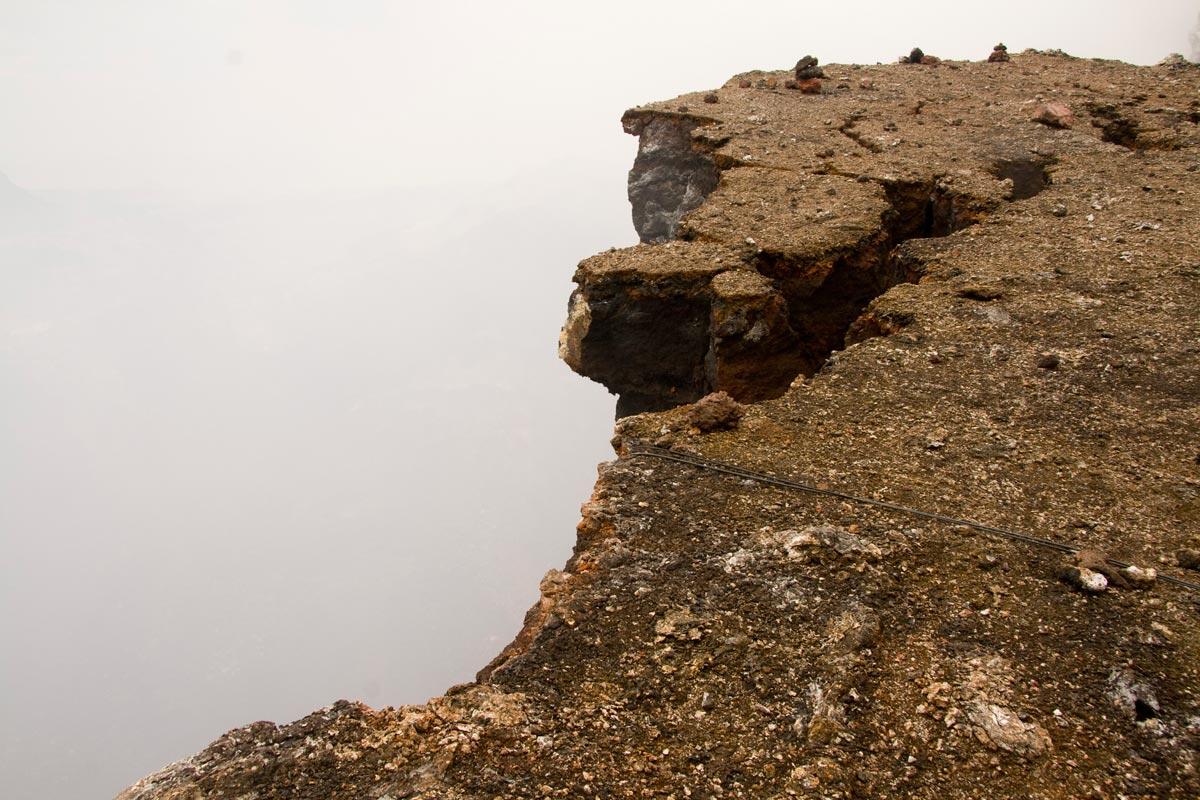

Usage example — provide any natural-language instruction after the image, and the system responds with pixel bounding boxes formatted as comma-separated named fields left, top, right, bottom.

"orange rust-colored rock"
left=797, top=77, right=823, bottom=94
left=1033, top=101, right=1075, bottom=128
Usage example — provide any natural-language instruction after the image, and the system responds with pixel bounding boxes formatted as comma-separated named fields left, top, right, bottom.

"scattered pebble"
left=1033, top=102, right=1075, bottom=128
left=978, top=554, right=1002, bottom=571
left=1036, top=353, right=1061, bottom=370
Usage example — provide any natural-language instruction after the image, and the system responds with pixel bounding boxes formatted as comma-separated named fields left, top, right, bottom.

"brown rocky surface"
left=120, top=50, right=1200, bottom=799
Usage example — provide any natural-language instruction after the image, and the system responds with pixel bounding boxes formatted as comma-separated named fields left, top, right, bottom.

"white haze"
left=1, top=2, right=1195, bottom=798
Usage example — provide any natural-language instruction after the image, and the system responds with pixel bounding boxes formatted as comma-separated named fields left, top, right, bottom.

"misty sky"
left=2, top=3, right=1198, bottom=799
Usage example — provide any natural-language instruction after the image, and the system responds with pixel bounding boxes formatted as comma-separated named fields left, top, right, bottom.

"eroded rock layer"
left=122, top=51, right=1200, bottom=800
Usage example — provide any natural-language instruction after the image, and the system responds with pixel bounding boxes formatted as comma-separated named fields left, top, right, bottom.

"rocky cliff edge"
left=121, top=50, right=1200, bottom=799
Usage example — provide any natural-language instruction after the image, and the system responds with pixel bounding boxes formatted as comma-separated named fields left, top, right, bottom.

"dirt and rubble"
left=120, top=50, right=1200, bottom=799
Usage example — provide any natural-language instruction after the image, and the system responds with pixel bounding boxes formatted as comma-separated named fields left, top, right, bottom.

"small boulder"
left=1033, top=102, right=1075, bottom=129
left=797, top=78, right=822, bottom=94
left=1120, top=565, right=1157, bottom=589
left=967, top=702, right=1052, bottom=758
left=795, top=682, right=846, bottom=745
left=703, top=92, right=719, bottom=104
left=685, top=392, right=745, bottom=432
left=1074, top=548, right=1128, bottom=587
left=1074, top=548, right=1108, bottom=571
left=1060, top=565, right=1108, bottom=594
left=988, top=43, right=1010, bottom=63
left=1036, top=353, right=1061, bottom=370
left=901, top=47, right=925, bottom=64
left=785, top=77, right=822, bottom=94
left=1109, top=668, right=1160, bottom=722
left=794, top=55, right=825, bottom=80
left=1178, top=548, right=1200, bottom=571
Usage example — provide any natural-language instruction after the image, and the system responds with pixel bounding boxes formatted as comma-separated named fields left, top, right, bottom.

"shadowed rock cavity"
left=1087, top=103, right=1141, bottom=148
left=989, top=153, right=1055, bottom=199
left=565, top=287, right=712, bottom=418
left=740, top=179, right=982, bottom=383
left=624, top=112, right=720, bottom=243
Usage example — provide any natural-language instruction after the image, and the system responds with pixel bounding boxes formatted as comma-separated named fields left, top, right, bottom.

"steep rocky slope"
left=120, top=51, right=1200, bottom=799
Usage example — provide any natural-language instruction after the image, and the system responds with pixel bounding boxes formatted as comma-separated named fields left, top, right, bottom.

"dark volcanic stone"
left=1036, top=353, right=1061, bottom=369
left=623, top=115, right=720, bottom=243
left=582, top=291, right=713, bottom=418
left=794, top=55, right=825, bottom=80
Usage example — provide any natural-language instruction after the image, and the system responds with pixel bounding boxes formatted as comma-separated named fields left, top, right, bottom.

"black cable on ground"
left=626, top=443, right=1200, bottom=594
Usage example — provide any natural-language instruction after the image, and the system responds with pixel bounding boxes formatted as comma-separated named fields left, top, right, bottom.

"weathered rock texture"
left=122, top=51, right=1200, bottom=799
left=626, top=112, right=722, bottom=244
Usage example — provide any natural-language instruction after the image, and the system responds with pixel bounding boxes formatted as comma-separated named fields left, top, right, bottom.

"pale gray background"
left=2, top=3, right=1197, bottom=798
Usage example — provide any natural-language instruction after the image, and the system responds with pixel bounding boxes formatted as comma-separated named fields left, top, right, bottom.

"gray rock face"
left=624, top=114, right=719, bottom=243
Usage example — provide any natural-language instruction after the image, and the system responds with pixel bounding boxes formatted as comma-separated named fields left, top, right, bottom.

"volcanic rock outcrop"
left=121, top=51, right=1200, bottom=799
left=559, top=59, right=1071, bottom=415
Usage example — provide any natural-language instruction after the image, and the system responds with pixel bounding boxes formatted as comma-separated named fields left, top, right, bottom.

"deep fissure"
left=730, top=179, right=979, bottom=396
